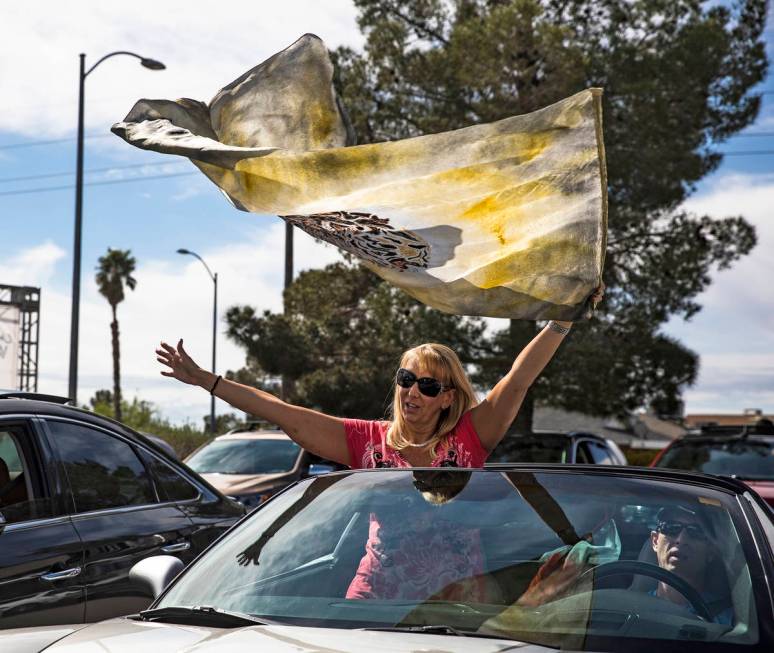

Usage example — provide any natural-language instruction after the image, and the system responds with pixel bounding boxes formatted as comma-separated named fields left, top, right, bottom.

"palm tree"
left=95, top=248, right=137, bottom=422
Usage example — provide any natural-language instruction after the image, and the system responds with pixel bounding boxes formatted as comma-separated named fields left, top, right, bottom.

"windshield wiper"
left=361, top=624, right=493, bottom=638
left=135, top=605, right=277, bottom=628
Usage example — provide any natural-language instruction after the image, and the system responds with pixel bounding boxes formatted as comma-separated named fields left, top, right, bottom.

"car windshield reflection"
left=186, top=438, right=301, bottom=475
left=659, top=440, right=774, bottom=481
left=157, top=469, right=760, bottom=650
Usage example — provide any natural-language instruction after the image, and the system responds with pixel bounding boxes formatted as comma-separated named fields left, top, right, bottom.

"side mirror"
left=129, top=555, right=184, bottom=599
left=308, top=463, right=335, bottom=476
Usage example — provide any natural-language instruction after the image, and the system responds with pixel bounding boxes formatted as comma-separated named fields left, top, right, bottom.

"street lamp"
left=177, top=249, right=218, bottom=435
left=68, top=51, right=165, bottom=405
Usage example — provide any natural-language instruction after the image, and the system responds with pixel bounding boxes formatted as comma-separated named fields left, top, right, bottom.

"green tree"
left=225, top=262, right=488, bottom=418
left=329, top=0, right=764, bottom=429
left=88, top=390, right=217, bottom=458
left=95, top=248, right=137, bottom=422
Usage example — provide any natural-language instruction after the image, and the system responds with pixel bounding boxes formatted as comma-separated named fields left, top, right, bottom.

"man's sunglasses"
left=657, top=520, right=707, bottom=541
left=396, top=368, right=452, bottom=398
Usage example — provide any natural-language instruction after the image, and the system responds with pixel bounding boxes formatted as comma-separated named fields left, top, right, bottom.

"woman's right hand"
left=156, top=339, right=207, bottom=387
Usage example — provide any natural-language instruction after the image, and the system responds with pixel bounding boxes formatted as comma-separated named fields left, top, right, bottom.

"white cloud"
left=0, top=241, right=66, bottom=286
left=665, top=172, right=774, bottom=414
left=677, top=173, right=774, bottom=326
left=1, top=1, right=363, bottom=138
left=31, top=225, right=344, bottom=423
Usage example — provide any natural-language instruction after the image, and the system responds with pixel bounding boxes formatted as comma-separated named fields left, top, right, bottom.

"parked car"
left=185, top=426, right=346, bottom=509
left=490, top=430, right=627, bottom=465
left=0, top=391, right=244, bottom=629
left=651, top=423, right=774, bottom=508
left=4, top=464, right=772, bottom=652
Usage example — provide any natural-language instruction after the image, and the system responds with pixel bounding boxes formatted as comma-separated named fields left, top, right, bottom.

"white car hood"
left=12, top=618, right=551, bottom=652
left=0, top=624, right=90, bottom=653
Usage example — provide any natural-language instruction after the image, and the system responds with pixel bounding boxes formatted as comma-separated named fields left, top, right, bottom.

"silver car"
left=2, top=465, right=772, bottom=652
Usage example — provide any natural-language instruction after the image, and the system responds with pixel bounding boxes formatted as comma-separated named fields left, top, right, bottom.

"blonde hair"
left=387, top=343, right=478, bottom=454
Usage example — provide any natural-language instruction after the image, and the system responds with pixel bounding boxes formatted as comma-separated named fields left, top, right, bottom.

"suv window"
left=0, top=426, right=58, bottom=523
left=140, top=450, right=200, bottom=502
left=659, top=439, right=774, bottom=480
left=574, top=441, right=592, bottom=464
left=47, top=420, right=155, bottom=513
left=583, top=440, right=616, bottom=465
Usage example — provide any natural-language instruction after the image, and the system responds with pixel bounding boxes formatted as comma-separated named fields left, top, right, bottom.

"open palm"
left=156, top=339, right=203, bottom=386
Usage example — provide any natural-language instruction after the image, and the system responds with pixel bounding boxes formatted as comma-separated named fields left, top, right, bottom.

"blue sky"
left=1, top=1, right=772, bottom=425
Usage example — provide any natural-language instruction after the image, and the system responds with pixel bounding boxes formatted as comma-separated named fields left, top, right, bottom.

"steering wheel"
left=578, top=560, right=712, bottom=622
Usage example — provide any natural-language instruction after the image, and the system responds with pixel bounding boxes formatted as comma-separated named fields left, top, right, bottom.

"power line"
left=0, top=133, right=112, bottom=150
left=1, top=148, right=772, bottom=198
left=0, top=161, right=187, bottom=184
left=0, top=89, right=771, bottom=150
left=0, top=171, right=197, bottom=198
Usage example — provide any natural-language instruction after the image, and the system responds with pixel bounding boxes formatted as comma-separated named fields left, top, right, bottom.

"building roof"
left=684, top=410, right=773, bottom=428
left=533, top=406, right=677, bottom=448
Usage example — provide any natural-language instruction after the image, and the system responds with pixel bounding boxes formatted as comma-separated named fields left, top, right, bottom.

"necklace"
left=402, top=439, right=432, bottom=448
left=401, top=428, right=440, bottom=448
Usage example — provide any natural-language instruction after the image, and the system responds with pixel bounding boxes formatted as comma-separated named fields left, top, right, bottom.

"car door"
left=0, top=418, right=85, bottom=629
left=136, top=445, right=242, bottom=555
left=42, top=418, right=197, bottom=623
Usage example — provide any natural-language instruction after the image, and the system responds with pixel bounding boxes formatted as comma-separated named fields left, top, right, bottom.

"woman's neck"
left=403, top=418, right=438, bottom=445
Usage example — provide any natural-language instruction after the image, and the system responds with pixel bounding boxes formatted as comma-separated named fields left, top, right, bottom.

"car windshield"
left=658, top=439, right=774, bottom=480
left=186, top=438, right=301, bottom=475
left=157, top=469, right=764, bottom=651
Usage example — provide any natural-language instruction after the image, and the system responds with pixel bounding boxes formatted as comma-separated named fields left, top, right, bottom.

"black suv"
left=0, top=392, right=244, bottom=629
left=651, top=422, right=774, bottom=509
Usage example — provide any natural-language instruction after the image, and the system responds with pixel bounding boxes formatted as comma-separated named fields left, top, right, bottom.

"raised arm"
left=470, top=285, right=604, bottom=452
left=156, top=340, right=350, bottom=466
left=470, top=322, right=572, bottom=451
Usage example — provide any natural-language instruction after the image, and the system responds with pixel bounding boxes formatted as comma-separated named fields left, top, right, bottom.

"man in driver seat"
left=650, top=505, right=734, bottom=625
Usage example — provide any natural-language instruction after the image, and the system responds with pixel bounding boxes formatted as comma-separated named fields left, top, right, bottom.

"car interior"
left=209, top=477, right=757, bottom=646
left=0, top=431, right=31, bottom=519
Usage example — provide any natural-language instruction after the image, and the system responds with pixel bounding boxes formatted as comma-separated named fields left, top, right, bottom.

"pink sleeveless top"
left=344, top=410, right=489, bottom=469
left=343, top=411, right=490, bottom=600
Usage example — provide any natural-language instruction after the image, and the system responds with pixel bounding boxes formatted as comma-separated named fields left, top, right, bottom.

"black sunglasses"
left=657, top=520, right=707, bottom=541
left=396, top=368, right=452, bottom=398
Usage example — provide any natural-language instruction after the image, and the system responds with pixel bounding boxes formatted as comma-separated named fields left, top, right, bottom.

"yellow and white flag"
left=113, top=34, right=607, bottom=321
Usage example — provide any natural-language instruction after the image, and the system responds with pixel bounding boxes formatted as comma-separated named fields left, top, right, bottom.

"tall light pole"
left=68, top=51, right=165, bottom=405
left=282, top=223, right=293, bottom=400
left=177, top=249, right=218, bottom=435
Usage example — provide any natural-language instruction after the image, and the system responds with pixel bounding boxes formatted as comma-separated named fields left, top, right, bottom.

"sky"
left=1, top=1, right=772, bottom=426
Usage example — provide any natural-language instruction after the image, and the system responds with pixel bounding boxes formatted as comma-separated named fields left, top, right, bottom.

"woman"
left=157, top=293, right=603, bottom=602
left=156, top=298, right=603, bottom=469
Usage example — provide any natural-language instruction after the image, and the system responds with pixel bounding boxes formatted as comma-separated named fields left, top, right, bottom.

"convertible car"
left=2, top=465, right=773, bottom=652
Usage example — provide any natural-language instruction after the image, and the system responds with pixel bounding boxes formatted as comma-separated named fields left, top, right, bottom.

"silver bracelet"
left=547, top=320, right=571, bottom=336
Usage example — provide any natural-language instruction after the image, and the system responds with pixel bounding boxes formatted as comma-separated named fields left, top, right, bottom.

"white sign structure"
left=0, top=305, right=20, bottom=389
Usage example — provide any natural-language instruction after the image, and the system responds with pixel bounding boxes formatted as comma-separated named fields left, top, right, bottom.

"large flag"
left=113, top=34, right=607, bottom=321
